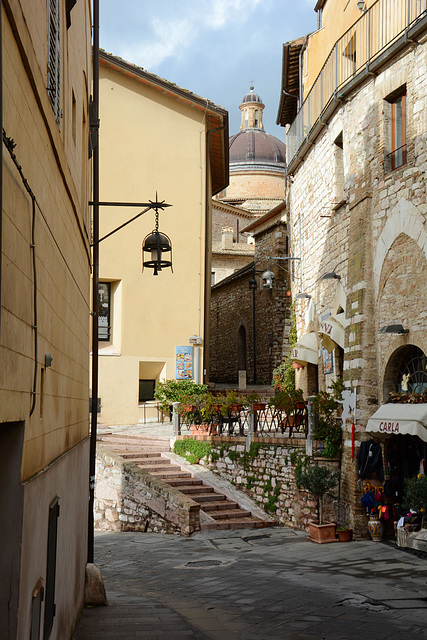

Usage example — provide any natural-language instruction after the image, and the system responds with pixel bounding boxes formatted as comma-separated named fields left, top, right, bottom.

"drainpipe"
left=203, top=122, right=226, bottom=384
left=0, top=4, right=3, bottom=340
left=88, top=0, right=99, bottom=565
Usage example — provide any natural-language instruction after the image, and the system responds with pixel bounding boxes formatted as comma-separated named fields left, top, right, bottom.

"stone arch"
left=382, top=344, right=427, bottom=400
left=373, top=198, right=427, bottom=298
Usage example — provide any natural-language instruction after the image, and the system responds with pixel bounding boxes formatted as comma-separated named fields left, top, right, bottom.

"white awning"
left=291, top=332, right=318, bottom=366
left=366, top=404, right=427, bottom=443
left=318, top=312, right=347, bottom=352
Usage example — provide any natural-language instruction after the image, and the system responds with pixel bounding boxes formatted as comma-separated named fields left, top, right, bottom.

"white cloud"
left=120, top=0, right=264, bottom=69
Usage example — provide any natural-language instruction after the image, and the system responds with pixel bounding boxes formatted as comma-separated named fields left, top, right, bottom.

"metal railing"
left=287, top=0, right=427, bottom=164
left=178, top=403, right=308, bottom=438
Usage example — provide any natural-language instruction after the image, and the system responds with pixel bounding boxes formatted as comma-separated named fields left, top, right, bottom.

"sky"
left=98, top=0, right=318, bottom=139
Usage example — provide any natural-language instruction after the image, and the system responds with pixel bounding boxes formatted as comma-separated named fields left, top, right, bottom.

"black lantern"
left=142, top=207, right=173, bottom=275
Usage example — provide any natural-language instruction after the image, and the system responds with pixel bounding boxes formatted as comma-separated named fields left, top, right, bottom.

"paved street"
left=73, top=527, right=427, bottom=640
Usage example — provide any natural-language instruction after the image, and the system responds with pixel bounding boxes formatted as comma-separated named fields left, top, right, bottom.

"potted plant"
left=296, top=464, right=339, bottom=544
left=220, top=389, right=243, bottom=416
left=154, top=379, right=207, bottom=415
left=336, top=524, right=352, bottom=542
left=243, top=391, right=266, bottom=412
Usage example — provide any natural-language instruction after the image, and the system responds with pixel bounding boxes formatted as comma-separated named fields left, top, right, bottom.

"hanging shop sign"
left=319, top=312, right=347, bottom=352
left=175, top=346, right=193, bottom=380
left=291, top=332, right=318, bottom=366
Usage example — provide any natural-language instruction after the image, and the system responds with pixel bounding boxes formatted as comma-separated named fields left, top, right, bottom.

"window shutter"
left=47, top=0, right=61, bottom=126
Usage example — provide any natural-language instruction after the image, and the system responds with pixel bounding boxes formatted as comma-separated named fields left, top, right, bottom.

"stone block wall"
left=288, top=32, right=427, bottom=534
left=95, top=447, right=200, bottom=536
left=210, top=219, right=291, bottom=385
left=206, top=436, right=338, bottom=530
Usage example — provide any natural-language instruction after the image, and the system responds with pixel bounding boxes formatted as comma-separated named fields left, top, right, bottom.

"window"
left=47, top=0, right=61, bottom=125
left=98, top=283, right=111, bottom=341
left=391, top=93, right=407, bottom=169
left=138, top=379, right=156, bottom=403
left=254, top=109, right=259, bottom=128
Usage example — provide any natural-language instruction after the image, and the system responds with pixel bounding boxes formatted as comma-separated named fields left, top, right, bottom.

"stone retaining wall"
left=178, top=435, right=339, bottom=530
left=95, top=446, right=200, bottom=536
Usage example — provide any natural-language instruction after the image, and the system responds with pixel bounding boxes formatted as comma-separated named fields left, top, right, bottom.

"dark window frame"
left=44, top=497, right=60, bottom=640
left=390, top=92, right=407, bottom=170
left=98, top=282, right=111, bottom=342
left=138, top=379, right=156, bottom=403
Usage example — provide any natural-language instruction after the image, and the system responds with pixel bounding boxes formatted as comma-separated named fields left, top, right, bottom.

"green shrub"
left=154, top=380, right=207, bottom=412
left=173, top=439, right=211, bottom=464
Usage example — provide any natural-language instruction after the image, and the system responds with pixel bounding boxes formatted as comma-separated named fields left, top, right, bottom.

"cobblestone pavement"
left=73, top=527, right=427, bottom=640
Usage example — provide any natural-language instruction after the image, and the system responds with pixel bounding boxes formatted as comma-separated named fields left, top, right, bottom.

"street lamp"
left=142, top=205, right=173, bottom=275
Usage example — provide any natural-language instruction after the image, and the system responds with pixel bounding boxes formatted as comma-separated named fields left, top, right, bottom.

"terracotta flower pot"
left=307, top=521, right=337, bottom=544
left=337, top=528, right=352, bottom=542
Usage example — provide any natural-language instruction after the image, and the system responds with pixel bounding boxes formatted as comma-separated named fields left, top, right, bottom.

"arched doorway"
left=237, top=325, right=247, bottom=373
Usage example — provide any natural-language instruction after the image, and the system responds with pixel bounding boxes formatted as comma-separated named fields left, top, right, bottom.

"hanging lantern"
left=261, top=269, right=275, bottom=290
left=142, top=206, right=173, bottom=275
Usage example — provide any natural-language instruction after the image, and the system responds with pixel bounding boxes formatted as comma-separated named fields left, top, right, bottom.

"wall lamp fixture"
left=320, top=272, right=341, bottom=281
left=379, top=324, right=409, bottom=335
left=357, top=0, right=367, bottom=12
left=261, top=255, right=301, bottom=290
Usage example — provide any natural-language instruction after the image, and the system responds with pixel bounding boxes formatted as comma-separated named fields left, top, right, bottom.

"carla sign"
left=378, top=421, right=400, bottom=434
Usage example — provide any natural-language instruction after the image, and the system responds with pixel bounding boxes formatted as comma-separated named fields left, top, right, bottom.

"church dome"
left=241, top=85, right=264, bottom=105
left=229, top=129, right=286, bottom=168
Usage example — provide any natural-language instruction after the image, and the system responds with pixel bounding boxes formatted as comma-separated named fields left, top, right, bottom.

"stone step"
left=131, top=457, right=169, bottom=465
left=200, top=519, right=267, bottom=531
left=208, top=509, right=252, bottom=520
left=138, top=464, right=180, bottom=473
left=177, top=485, right=216, bottom=495
left=167, top=478, right=204, bottom=488
left=149, top=471, right=192, bottom=480
left=120, top=452, right=160, bottom=459
left=191, top=493, right=227, bottom=503
left=199, top=500, right=238, bottom=511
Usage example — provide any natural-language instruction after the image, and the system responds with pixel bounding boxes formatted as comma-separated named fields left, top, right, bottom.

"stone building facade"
left=278, top=0, right=427, bottom=536
left=211, top=200, right=254, bottom=285
left=209, top=88, right=289, bottom=385
left=210, top=204, right=291, bottom=385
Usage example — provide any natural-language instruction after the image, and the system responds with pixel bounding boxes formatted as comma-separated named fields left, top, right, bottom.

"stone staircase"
left=97, top=433, right=274, bottom=531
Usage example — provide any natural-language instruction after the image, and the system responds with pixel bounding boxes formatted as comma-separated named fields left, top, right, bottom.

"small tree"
left=296, top=464, right=339, bottom=524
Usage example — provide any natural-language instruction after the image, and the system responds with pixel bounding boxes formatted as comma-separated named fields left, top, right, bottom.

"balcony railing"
left=287, top=0, right=427, bottom=165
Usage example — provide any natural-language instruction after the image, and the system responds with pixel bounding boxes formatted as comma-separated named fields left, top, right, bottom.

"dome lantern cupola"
left=239, top=84, right=265, bottom=131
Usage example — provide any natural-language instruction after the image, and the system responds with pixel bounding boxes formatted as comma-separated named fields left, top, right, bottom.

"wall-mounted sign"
left=175, top=346, right=193, bottom=380
left=189, top=335, right=202, bottom=345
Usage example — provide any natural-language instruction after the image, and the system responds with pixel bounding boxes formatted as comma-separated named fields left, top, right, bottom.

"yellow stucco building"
left=1, top=0, right=92, bottom=637
left=96, top=51, right=228, bottom=426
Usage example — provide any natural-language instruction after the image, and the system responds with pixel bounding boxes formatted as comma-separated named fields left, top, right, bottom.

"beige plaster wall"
left=17, top=439, right=90, bottom=640
left=304, top=0, right=377, bottom=96
left=1, top=0, right=91, bottom=477
left=97, top=64, right=211, bottom=424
